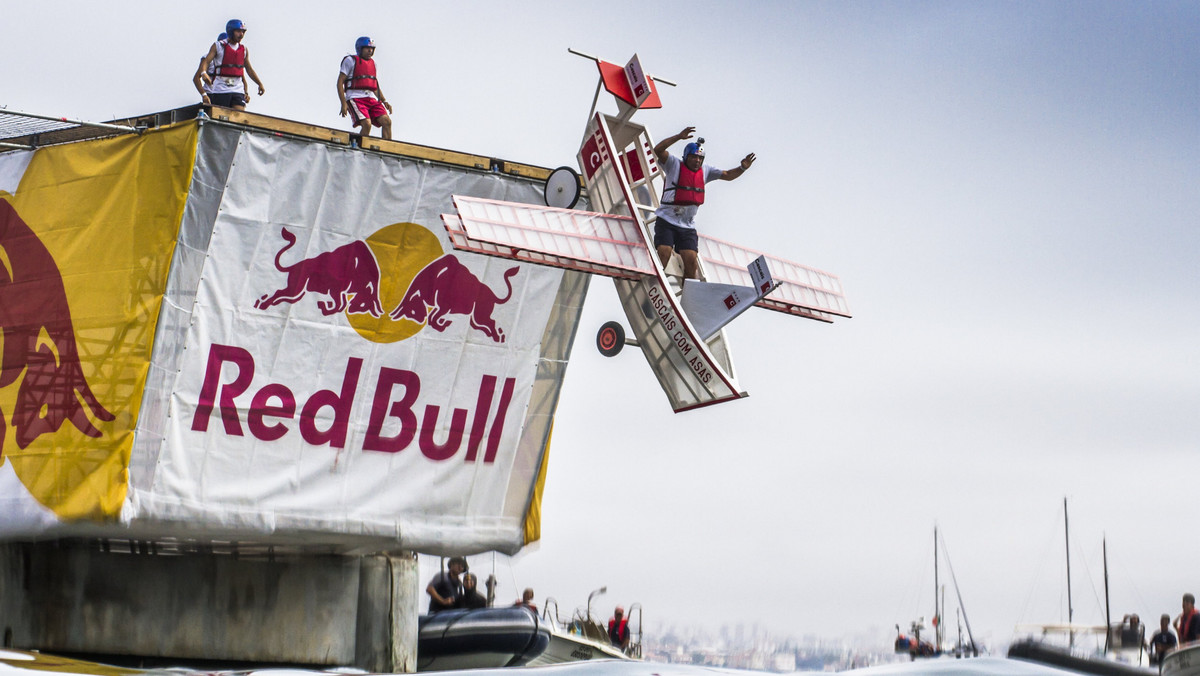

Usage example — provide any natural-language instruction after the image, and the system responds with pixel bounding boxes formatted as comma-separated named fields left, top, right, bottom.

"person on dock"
left=426, top=556, right=467, bottom=613
left=1151, top=613, right=1177, bottom=664
left=456, top=572, right=487, bottom=609
left=196, top=20, right=265, bottom=110
left=652, top=126, right=755, bottom=280
left=608, top=605, right=630, bottom=651
left=338, top=37, right=394, bottom=140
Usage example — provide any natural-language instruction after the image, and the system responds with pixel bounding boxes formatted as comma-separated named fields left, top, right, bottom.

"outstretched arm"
left=654, top=126, right=695, bottom=164
left=719, top=153, right=756, bottom=181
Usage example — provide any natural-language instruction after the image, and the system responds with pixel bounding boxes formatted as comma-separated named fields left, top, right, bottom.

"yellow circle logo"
left=349, top=223, right=444, bottom=343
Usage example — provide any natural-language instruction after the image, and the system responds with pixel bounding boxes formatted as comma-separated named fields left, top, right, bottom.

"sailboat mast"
left=1103, top=536, right=1111, bottom=654
left=1064, top=497, right=1074, bottom=645
left=934, top=525, right=941, bottom=649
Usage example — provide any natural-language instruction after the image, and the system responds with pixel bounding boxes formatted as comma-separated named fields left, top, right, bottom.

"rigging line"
left=506, top=554, right=521, bottom=604
left=1107, top=543, right=1151, bottom=612
left=1075, top=538, right=1107, bottom=624
left=892, top=532, right=935, bottom=626
left=938, top=531, right=978, bottom=656
left=1016, top=508, right=1066, bottom=625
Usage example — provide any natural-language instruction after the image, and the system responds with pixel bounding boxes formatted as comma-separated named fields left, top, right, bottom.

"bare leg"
left=656, top=245, right=675, bottom=270
left=360, top=118, right=374, bottom=138
left=375, top=115, right=393, bottom=140
left=681, top=250, right=700, bottom=280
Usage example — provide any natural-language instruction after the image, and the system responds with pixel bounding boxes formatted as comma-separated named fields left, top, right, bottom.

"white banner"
left=127, top=124, right=579, bottom=554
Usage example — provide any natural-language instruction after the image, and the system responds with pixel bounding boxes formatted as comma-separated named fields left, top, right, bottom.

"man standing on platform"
left=196, top=20, right=265, bottom=110
left=338, top=37, right=394, bottom=140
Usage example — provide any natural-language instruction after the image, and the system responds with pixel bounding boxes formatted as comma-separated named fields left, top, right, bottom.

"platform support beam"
left=0, top=541, right=419, bottom=672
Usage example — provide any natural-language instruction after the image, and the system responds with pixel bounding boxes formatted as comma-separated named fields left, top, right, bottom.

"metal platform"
left=0, top=104, right=571, bottom=184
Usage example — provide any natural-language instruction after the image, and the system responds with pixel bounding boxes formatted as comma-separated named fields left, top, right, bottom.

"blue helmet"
left=355, top=36, right=375, bottom=54
left=225, top=19, right=246, bottom=34
left=683, top=137, right=706, bottom=160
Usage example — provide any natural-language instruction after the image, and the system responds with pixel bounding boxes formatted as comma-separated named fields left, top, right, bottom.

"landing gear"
left=596, top=321, right=625, bottom=357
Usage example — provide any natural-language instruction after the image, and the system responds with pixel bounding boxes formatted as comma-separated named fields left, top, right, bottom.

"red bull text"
left=190, top=344, right=516, bottom=462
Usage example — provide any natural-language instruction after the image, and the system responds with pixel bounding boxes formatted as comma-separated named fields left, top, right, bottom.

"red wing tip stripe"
left=674, top=391, right=749, bottom=413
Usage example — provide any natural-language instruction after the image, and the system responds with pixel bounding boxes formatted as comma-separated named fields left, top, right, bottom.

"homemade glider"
left=441, top=52, right=850, bottom=412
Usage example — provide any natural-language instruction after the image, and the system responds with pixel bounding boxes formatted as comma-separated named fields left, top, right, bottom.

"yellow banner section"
left=523, top=424, right=551, bottom=546
left=0, top=122, right=197, bottom=520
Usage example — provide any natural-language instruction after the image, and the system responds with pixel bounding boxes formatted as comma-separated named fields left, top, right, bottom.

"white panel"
left=447, top=195, right=655, bottom=279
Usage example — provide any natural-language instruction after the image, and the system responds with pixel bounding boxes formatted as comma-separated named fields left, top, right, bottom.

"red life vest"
left=667, top=162, right=705, bottom=206
left=348, top=56, right=378, bottom=91
left=215, top=41, right=246, bottom=77
left=608, top=618, right=629, bottom=645
left=1183, top=608, right=1199, bottom=642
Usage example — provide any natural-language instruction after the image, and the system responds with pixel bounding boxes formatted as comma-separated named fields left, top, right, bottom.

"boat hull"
left=525, top=629, right=629, bottom=666
left=1164, top=643, right=1200, bottom=676
left=417, top=607, right=550, bottom=672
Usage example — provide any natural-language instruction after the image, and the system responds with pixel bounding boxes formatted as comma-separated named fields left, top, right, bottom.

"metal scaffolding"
left=0, top=107, right=143, bottom=150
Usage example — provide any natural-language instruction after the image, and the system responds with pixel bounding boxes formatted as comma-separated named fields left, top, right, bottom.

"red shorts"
left=348, top=97, right=388, bottom=125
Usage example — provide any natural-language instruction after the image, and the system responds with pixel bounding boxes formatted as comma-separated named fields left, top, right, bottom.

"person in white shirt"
left=195, top=19, right=265, bottom=110
left=338, top=36, right=394, bottom=139
left=652, top=126, right=755, bottom=280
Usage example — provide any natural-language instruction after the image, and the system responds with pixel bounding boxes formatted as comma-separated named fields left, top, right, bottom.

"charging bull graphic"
left=0, top=200, right=115, bottom=458
left=389, top=255, right=518, bottom=343
left=255, top=228, right=384, bottom=317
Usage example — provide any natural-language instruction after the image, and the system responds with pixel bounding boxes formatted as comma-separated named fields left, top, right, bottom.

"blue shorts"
left=209, top=92, right=247, bottom=108
left=653, top=222, right=698, bottom=252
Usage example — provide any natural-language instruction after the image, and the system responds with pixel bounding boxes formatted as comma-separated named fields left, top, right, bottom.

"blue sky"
left=3, top=0, right=1198, bottom=648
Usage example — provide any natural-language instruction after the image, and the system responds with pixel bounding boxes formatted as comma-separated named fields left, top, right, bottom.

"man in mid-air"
left=652, top=126, right=755, bottom=280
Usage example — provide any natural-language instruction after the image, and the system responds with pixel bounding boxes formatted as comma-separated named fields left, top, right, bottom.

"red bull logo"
left=0, top=200, right=115, bottom=459
left=256, top=227, right=384, bottom=317
left=256, top=226, right=518, bottom=343
left=389, top=254, right=518, bottom=343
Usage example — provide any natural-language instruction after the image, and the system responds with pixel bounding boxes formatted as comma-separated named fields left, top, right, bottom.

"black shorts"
left=209, top=92, right=247, bottom=107
left=653, top=222, right=698, bottom=252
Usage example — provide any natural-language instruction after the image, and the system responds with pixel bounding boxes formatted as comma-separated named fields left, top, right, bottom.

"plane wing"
left=442, top=195, right=850, bottom=322
left=442, top=195, right=653, bottom=280
left=698, top=234, right=851, bottom=323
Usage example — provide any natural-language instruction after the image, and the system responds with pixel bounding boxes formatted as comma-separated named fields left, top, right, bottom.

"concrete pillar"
left=0, top=541, right=421, bottom=671
left=389, top=552, right=420, bottom=673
